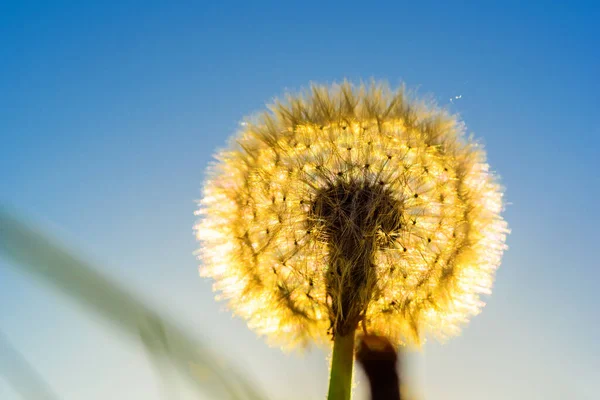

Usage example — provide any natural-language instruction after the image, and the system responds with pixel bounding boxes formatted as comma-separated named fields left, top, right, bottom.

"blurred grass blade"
left=0, top=208, right=266, bottom=400
left=139, top=313, right=181, bottom=400
left=0, top=331, right=60, bottom=400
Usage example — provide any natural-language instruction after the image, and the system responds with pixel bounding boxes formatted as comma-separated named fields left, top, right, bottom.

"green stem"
left=327, top=328, right=356, bottom=400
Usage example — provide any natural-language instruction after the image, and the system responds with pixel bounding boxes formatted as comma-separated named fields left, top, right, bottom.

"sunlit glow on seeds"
left=195, top=82, right=508, bottom=348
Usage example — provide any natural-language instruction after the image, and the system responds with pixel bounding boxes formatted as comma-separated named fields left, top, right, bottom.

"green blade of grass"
left=0, top=207, right=266, bottom=400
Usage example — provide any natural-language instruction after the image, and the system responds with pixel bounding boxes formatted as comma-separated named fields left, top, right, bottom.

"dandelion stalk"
left=196, top=81, right=509, bottom=398
left=356, top=335, right=402, bottom=400
left=327, top=329, right=356, bottom=400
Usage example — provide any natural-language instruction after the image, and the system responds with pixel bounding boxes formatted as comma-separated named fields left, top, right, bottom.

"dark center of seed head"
left=308, top=180, right=404, bottom=335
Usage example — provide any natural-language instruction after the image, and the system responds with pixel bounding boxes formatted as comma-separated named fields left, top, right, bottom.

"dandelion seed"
left=450, top=94, right=463, bottom=103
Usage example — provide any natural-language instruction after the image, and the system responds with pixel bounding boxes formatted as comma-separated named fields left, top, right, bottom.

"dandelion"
left=195, top=81, right=508, bottom=399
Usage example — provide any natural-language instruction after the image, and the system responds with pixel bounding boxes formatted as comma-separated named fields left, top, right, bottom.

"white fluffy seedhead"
left=196, top=81, right=508, bottom=349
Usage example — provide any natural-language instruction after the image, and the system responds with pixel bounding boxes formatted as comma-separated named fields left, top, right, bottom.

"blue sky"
left=1, top=1, right=599, bottom=399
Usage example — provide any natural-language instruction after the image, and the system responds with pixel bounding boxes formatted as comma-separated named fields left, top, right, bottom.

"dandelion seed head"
left=196, top=81, right=508, bottom=349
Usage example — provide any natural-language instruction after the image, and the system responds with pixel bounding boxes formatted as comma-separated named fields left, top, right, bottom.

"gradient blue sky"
left=1, top=1, right=599, bottom=399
